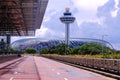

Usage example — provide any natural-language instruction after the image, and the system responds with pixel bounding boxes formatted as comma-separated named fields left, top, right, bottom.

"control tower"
left=60, top=8, right=75, bottom=53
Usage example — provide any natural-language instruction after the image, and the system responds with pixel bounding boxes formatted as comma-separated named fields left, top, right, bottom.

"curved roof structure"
left=12, top=38, right=114, bottom=52
left=0, top=0, right=48, bottom=36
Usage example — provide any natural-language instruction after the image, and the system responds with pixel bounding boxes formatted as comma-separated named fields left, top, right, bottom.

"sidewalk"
left=0, top=56, right=25, bottom=69
left=34, top=56, right=115, bottom=80
left=0, top=56, right=116, bottom=80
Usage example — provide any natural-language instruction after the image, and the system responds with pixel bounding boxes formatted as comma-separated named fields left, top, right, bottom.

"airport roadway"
left=0, top=56, right=115, bottom=80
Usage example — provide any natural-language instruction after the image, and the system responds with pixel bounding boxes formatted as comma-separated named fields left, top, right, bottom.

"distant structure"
left=60, top=8, right=75, bottom=53
left=0, top=0, right=48, bottom=54
left=11, top=38, right=114, bottom=52
left=0, top=0, right=48, bottom=36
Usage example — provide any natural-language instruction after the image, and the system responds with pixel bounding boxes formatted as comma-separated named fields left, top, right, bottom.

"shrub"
left=76, top=43, right=112, bottom=55
left=40, top=48, right=49, bottom=54
left=25, top=48, right=37, bottom=54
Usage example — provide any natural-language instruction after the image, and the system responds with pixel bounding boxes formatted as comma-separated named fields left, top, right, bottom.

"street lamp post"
left=60, top=8, right=75, bottom=55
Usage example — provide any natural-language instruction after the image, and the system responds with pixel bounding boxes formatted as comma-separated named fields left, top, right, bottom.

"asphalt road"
left=0, top=56, right=116, bottom=80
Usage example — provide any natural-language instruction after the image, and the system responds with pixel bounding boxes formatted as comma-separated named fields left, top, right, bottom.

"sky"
left=12, top=0, right=120, bottom=50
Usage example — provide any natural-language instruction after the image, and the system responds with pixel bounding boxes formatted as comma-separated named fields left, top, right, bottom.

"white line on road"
left=9, top=77, right=14, bottom=80
left=57, top=72, right=60, bottom=75
left=52, top=69, right=55, bottom=71
left=64, top=78, right=68, bottom=80
left=14, top=71, right=18, bottom=75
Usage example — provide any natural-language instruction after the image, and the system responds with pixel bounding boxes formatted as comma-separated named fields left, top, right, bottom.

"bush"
left=48, top=46, right=57, bottom=54
left=76, top=43, right=111, bottom=55
left=55, top=44, right=66, bottom=55
left=25, top=48, right=37, bottom=54
left=115, top=50, right=120, bottom=54
left=39, top=43, right=113, bottom=55
left=40, top=48, right=49, bottom=54
left=39, top=44, right=69, bottom=55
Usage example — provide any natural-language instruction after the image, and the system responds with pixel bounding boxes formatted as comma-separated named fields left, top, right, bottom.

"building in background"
left=0, top=0, right=48, bottom=36
left=0, top=0, right=48, bottom=54
left=11, top=38, right=113, bottom=52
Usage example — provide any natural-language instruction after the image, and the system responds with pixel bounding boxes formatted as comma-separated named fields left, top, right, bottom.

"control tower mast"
left=60, top=8, right=75, bottom=54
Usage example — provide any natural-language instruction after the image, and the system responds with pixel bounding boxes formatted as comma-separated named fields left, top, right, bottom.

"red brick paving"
left=0, top=56, right=39, bottom=80
left=0, top=56, right=115, bottom=80
left=34, top=56, right=115, bottom=80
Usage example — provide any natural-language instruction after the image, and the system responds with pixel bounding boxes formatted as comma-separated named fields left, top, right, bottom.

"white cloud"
left=40, top=0, right=111, bottom=39
left=43, top=16, right=51, bottom=22
left=71, top=0, right=109, bottom=26
left=35, top=26, right=48, bottom=37
left=11, top=0, right=120, bottom=50
left=72, top=0, right=108, bottom=10
left=78, top=0, right=120, bottom=50
left=111, top=0, right=119, bottom=17
left=113, top=43, right=120, bottom=50
left=111, top=10, right=118, bottom=17
left=43, top=10, right=59, bottom=23
left=35, top=25, right=64, bottom=38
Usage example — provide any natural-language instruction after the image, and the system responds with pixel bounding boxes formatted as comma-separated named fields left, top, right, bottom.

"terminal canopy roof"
left=0, top=0, right=48, bottom=36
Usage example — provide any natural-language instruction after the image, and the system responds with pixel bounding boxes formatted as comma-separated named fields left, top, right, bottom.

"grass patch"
left=40, top=53, right=120, bottom=59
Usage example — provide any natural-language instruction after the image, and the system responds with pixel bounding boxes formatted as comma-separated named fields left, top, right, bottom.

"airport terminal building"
left=0, top=0, right=48, bottom=52
left=12, top=38, right=113, bottom=52
left=0, top=0, right=48, bottom=36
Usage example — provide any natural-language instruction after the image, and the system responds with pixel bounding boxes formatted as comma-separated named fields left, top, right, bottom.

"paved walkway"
left=35, top=56, right=115, bottom=80
left=0, top=56, right=39, bottom=80
left=0, top=56, right=23, bottom=69
left=0, top=56, right=115, bottom=80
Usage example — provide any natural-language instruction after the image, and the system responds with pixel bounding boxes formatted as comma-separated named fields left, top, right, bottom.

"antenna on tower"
left=65, top=7, right=70, bottom=12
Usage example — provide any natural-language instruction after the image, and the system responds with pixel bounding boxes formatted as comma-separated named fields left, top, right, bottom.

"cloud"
left=71, top=0, right=109, bottom=26
left=12, top=0, right=120, bottom=50
left=35, top=0, right=80, bottom=39
left=36, top=0, right=110, bottom=42
left=35, top=26, right=48, bottom=38
left=78, top=0, right=120, bottom=49
left=72, top=0, right=108, bottom=10
left=97, top=0, right=116, bottom=18
left=111, top=0, right=119, bottom=17
left=35, top=26, right=65, bottom=39
left=79, top=22, right=103, bottom=38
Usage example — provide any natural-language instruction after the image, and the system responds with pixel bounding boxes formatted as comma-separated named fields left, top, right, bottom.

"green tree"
left=68, top=48, right=74, bottom=54
left=40, top=44, right=69, bottom=55
left=48, top=46, right=57, bottom=54
left=55, top=44, right=70, bottom=55
left=116, top=50, right=120, bottom=54
left=40, top=48, right=49, bottom=54
left=25, top=48, right=37, bottom=54
left=77, top=43, right=105, bottom=55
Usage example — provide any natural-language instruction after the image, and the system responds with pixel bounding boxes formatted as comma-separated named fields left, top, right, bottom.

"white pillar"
left=65, top=23, right=69, bottom=46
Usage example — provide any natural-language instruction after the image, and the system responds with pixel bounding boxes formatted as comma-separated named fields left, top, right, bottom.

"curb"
left=45, top=57, right=120, bottom=79
left=0, top=56, right=26, bottom=69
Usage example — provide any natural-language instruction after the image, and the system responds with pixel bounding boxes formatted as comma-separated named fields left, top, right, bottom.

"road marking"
left=52, top=69, right=55, bottom=71
left=9, top=77, right=14, bottom=80
left=14, top=71, right=18, bottom=75
left=57, top=72, right=60, bottom=75
left=64, top=78, right=68, bottom=80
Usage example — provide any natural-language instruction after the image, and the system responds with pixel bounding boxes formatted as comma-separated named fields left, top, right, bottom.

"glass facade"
left=11, top=38, right=113, bottom=52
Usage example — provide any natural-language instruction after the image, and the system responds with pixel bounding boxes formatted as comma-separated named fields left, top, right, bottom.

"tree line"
left=39, top=43, right=114, bottom=55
